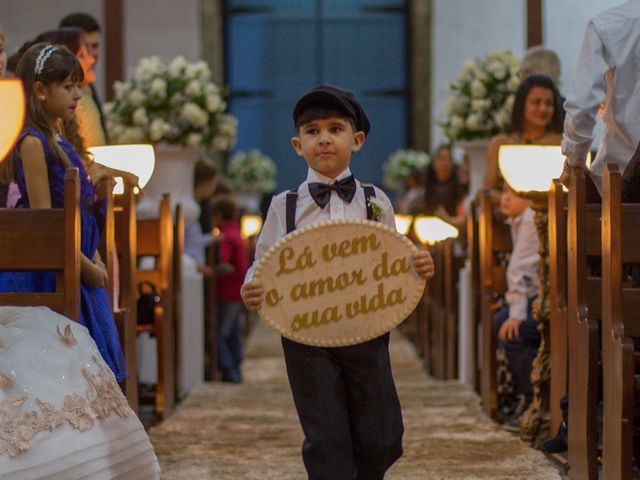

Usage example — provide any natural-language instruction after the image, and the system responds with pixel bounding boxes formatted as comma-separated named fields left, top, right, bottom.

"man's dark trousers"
left=281, top=333, right=404, bottom=480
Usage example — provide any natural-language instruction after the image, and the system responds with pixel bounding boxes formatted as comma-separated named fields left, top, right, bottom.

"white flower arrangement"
left=227, top=149, right=277, bottom=194
left=441, top=50, right=521, bottom=142
left=104, top=55, right=238, bottom=151
left=368, top=197, right=389, bottom=222
left=382, top=149, right=430, bottom=192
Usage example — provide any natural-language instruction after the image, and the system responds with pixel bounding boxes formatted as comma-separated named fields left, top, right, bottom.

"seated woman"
left=410, top=144, right=467, bottom=220
left=395, top=169, right=425, bottom=215
left=0, top=306, right=160, bottom=479
left=483, top=74, right=564, bottom=203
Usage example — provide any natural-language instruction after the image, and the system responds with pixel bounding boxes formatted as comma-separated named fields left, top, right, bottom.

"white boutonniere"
left=368, top=197, right=389, bottom=222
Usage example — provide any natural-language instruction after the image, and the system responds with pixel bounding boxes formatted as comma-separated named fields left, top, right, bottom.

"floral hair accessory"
left=35, top=45, right=57, bottom=76
left=368, top=197, right=389, bottom=222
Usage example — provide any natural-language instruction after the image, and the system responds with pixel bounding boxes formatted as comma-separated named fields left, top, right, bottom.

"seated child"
left=495, top=186, right=541, bottom=430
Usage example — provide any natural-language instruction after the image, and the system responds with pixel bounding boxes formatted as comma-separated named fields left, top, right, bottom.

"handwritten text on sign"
left=254, top=220, right=426, bottom=347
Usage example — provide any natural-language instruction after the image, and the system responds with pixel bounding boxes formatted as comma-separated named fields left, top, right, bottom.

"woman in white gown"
left=0, top=306, right=160, bottom=479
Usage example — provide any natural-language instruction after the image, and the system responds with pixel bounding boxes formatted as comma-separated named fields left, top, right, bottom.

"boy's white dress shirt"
left=505, top=207, right=540, bottom=322
left=562, top=0, right=640, bottom=187
left=245, top=167, right=395, bottom=281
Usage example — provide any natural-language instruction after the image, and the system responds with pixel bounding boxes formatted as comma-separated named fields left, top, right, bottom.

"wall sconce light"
left=240, top=215, right=263, bottom=239
left=0, top=79, right=26, bottom=164
left=412, top=215, right=459, bottom=245
left=394, top=214, right=413, bottom=236
left=88, top=144, right=155, bottom=194
left=498, top=145, right=566, bottom=194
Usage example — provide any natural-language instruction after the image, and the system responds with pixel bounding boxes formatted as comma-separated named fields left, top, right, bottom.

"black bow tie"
left=308, top=175, right=357, bottom=208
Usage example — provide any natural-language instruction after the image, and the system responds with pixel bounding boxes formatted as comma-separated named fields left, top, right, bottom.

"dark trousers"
left=494, top=297, right=540, bottom=404
left=281, top=333, right=404, bottom=480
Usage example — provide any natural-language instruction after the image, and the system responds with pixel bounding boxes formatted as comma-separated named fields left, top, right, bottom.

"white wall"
left=123, top=0, right=200, bottom=79
left=431, top=0, right=526, bottom=150
left=0, top=0, right=200, bottom=99
left=544, top=0, right=623, bottom=94
left=1, top=1, right=104, bottom=95
left=431, top=0, right=626, bottom=152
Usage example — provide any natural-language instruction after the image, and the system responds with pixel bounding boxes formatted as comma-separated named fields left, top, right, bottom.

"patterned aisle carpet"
left=149, top=320, right=562, bottom=479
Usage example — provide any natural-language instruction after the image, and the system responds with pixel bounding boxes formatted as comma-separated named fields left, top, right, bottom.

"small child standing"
left=0, top=43, right=126, bottom=382
left=495, top=186, right=541, bottom=430
left=211, top=195, right=248, bottom=383
left=241, top=85, right=435, bottom=479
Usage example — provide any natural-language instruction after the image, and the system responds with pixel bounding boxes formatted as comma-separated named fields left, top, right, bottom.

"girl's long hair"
left=0, top=43, right=84, bottom=183
left=30, top=29, right=87, bottom=160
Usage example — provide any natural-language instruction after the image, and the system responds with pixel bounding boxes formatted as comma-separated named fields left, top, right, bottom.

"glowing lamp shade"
left=241, top=215, right=263, bottom=239
left=0, top=80, right=26, bottom=164
left=413, top=216, right=459, bottom=245
left=498, top=145, right=566, bottom=193
left=394, top=214, right=413, bottom=235
left=88, top=144, right=155, bottom=194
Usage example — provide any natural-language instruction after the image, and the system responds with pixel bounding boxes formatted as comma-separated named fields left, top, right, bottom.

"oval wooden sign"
left=254, top=219, right=426, bottom=347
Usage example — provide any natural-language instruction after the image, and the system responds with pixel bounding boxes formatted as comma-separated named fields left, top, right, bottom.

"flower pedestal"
left=136, top=144, right=201, bottom=226
left=458, top=138, right=491, bottom=199
left=136, top=143, right=204, bottom=395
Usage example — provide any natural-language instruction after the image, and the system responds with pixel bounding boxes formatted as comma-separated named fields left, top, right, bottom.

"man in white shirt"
left=561, top=0, right=640, bottom=197
left=495, top=187, right=541, bottom=428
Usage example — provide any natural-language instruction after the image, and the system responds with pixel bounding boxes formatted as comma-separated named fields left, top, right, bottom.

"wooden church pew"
left=114, top=182, right=140, bottom=412
left=478, top=190, right=512, bottom=419
left=173, top=204, right=184, bottom=400
left=467, top=201, right=481, bottom=392
left=97, top=179, right=139, bottom=411
left=601, top=163, right=640, bottom=480
left=204, top=239, right=219, bottom=380
left=0, top=168, right=80, bottom=321
left=548, top=179, right=569, bottom=441
left=427, top=239, right=462, bottom=380
left=136, top=194, right=175, bottom=420
left=567, top=166, right=601, bottom=480
left=428, top=240, right=447, bottom=379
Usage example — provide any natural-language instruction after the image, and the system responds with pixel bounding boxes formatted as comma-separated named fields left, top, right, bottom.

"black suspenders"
left=361, top=182, right=375, bottom=221
left=286, top=190, right=298, bottom=234
left=285, top=182, right=377, bottom=234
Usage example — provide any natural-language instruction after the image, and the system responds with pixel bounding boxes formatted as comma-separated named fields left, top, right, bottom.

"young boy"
left=495, top=186, right=541, bottom=430
left=241, top=85, right=435, bottom=479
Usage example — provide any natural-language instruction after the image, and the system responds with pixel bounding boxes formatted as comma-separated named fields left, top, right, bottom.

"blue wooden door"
left=225, top=0, right=407, bottom=193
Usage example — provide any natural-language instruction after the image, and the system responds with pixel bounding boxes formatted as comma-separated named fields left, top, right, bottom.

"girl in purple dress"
left=0, top=43, right=125, bottom=381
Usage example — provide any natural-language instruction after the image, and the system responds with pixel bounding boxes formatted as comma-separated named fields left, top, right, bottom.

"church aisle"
left=149, top=320, right=561, bottom=479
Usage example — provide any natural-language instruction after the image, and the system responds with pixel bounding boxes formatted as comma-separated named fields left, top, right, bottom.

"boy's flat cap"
left=292, top=84, right=370, bottom=136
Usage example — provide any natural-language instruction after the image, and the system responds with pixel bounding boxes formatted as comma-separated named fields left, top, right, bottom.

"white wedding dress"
left=0, top=306, right=161, bottom=479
